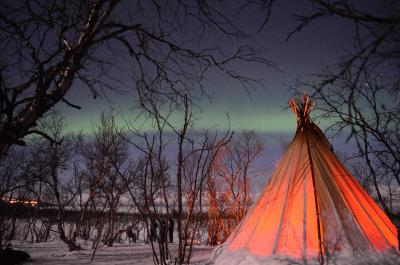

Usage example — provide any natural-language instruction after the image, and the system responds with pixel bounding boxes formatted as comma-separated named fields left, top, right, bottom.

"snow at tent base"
left=213, top=245, right=400, bottom=265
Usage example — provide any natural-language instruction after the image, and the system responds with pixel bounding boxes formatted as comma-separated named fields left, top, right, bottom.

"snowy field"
left=10, top=240, right=400, bottom=265
left=12, top=241, right=213, bottom=265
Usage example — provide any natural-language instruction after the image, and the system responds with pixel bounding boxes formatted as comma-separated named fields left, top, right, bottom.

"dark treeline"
left=0, top=110, right=264, bottom=264
left=0, top=200, right=219, bottom=222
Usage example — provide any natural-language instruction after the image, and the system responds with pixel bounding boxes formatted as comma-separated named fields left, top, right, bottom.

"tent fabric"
left=215, top=98, right=398, bottom=263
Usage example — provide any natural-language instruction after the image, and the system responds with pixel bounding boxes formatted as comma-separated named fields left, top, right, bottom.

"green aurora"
left=61, top=100, right=298, bottom=135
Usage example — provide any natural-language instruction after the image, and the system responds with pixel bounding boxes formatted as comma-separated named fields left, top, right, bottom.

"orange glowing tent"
left=214, top=96, right=399, bottom=264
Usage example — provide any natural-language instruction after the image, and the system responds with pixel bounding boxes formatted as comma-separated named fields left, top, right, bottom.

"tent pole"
left=306, top=133, right=324, bottom=265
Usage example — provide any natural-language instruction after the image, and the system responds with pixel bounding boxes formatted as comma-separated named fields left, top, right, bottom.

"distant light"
left=2, top=196, right=38, bottom=206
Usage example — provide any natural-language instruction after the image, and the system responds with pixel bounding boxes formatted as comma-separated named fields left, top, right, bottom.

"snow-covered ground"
left=10, top=240, right=400, bottom=265
left=12, top=241, right=213, bottom=265
left=213, top=245, right=400, bottom=265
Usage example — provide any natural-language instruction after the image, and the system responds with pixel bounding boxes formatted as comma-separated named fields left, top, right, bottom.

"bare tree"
left=123, top=92, right=233, bottom=264
left=0, top=148, right=32, bottom=201
left=29, top=111, right=81, bottom=250
left=180, top=130, right=232, bottom=263
left=223, top=132, right=264, bottom=224
left=22, top=111, right=126, bottom=253
left=87, top=114, right=133, bottom=250
left=73, top=113, right=138, bottom=259
left=160, top=96, right=233, bottom=264
left=0, top=0, right=274, bottom=157
left=0, top=147, right=33, bottom=252
left=207, top=131, right=264, bottom=245
left=288, top=0, right=400, bottom=219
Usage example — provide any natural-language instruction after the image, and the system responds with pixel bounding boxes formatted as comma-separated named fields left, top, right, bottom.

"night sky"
left=55, top=0, right=364, bottom=176
left=59, top=1, right=355, bottom=134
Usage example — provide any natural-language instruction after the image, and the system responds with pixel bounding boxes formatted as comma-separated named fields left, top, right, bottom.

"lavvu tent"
left=213, top=96, right=399, bottom=265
